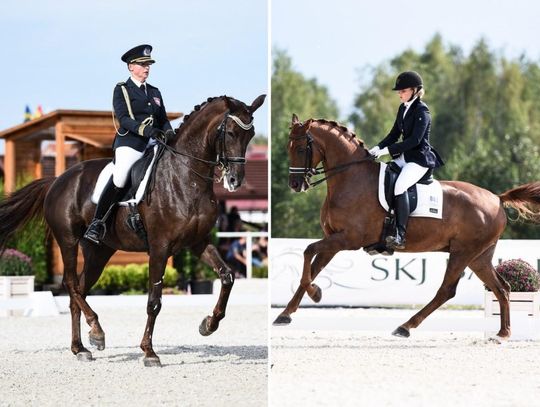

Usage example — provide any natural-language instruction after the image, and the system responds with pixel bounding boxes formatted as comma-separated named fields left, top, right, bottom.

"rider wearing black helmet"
left=369, top=71, right=444, bottom=249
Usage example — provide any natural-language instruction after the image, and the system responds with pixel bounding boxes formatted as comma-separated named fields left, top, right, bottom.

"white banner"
left=271, top=239, right=540, bottom=306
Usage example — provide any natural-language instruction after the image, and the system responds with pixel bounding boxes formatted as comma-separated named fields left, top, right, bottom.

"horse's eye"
left=297, top=148, right=305, bottom=154
left=227, top=131, right=234, bottom=137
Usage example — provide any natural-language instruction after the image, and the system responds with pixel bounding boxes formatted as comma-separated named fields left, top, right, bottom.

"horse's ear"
left=291, top=114, right=299, bottom=125
left=224, top=96, right=243, bottom=112
left=303, top=119, right=313, bottom=129
left=249, top=94, right=266, bottom=113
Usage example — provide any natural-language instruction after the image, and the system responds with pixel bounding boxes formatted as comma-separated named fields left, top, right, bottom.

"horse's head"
left=287, top=114, right=324, bottom=192
left=215, top=95, right=266, bottom=191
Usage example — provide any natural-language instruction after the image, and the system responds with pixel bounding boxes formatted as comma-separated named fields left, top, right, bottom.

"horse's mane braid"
left=313, top=118, right=364, bottom=145
left=176, top=95, right=229, bottom=133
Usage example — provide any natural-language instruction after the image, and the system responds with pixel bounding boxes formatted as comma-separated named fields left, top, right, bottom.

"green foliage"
left=252, top=266, right=268, bottom=278
left=349, top=34, right=540, bottom=238
left=271, top=48, right=340, bottom=238
left=91, top=263, right=178, bottom=294
left=0, top=178, right=48, bottom=283
left=174, top=248, right=216, bottom=281
left=0, top=249, right=33, bottom=276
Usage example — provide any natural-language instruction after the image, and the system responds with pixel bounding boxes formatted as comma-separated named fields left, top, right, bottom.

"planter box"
left=484, top=291, right=540, bottom=339
left=0, top=276, right=35, bottom=317
left=189, top=280, right=213, bottom=295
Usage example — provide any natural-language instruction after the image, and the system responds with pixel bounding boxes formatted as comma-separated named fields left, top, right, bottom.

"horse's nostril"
left=230, top=177, right=236, bottom=185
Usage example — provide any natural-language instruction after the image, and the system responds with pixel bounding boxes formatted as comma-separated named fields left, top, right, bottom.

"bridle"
left=154, top=111, right=253, bottom=182
left=288, top=131, right=374, bottom=188
left=215, top=111, right=253, bottom=173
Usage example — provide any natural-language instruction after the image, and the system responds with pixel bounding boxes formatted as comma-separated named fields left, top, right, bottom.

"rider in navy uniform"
left=84, top=44, right=176, bottom=244
left=369, top=71, right=444, bottom=250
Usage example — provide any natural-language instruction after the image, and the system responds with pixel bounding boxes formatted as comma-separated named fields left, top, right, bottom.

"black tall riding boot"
left=84, top=178, right=124, bottom=244
left=386, top=193, right=410, bottom=250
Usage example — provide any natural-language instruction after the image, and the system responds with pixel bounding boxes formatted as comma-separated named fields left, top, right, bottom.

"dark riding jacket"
left=112, top=78, right=173, bottom=152
left=377, top=98, right=444, bottom=168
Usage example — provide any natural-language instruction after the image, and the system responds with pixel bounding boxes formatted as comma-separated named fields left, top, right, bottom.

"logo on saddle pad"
left=377, top=162, right=443, bottom=219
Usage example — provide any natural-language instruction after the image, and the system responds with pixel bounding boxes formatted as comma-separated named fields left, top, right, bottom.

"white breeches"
left=112, top=147, right=144, bottom=188
left=393, top=154, right=429, bottom=196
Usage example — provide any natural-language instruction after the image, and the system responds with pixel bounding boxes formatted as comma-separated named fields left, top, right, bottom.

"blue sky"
left=272, top=0, right=540, bottom=120
left=0, top=0, right=268, bottom=153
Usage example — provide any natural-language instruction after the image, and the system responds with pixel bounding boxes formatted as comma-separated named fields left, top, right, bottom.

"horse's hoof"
left=273, top=314, right=292, bottom=326
left=199, top=316, right=216, bottom=336
left=89, top=335, right=105, bottom=351
left=308, top=284, right=322, bottom=303
left=392, top=326, right=410, bottom=338
left=143, top=357, right=162, bottom=367
left=76, top=351, right=94, bottom=362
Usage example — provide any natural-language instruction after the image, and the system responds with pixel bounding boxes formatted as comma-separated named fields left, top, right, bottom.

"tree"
left=350, top=35, right=540, bottom=238
left=271, top=49, right=340, bottom=237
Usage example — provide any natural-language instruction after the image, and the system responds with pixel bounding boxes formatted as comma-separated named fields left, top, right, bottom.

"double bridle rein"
left=154, top=111, right=253, bottom=182
left=289, top=131, right=374, bottom=188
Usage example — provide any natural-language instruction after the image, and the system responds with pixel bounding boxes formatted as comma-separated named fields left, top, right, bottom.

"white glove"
left=373, top=147, right=389, bottom=159
left=368, top=146, right=380, bottom=156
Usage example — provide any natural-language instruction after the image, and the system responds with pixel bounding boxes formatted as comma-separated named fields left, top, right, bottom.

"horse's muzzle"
left=289, top=174, right=308, bottom=192
left=224, top=170, right=244, bottom=192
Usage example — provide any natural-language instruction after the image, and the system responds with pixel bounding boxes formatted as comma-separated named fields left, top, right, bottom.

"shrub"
left=252, top=266, right=268, bottom=278
left=494, top=259, right=540, bottom=292
left=0, top=249, right=33, bottom=276
left=91, top=263, right=179, bottom=294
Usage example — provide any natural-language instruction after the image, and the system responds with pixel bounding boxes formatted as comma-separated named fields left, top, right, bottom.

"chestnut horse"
left=0, top=95, right=265, bottom=366
left=273, top=114, right=540, bottom=340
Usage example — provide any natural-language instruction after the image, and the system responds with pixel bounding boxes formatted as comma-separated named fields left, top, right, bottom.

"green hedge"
left=91, top=263, right=178, bottom=294
left=252, top=266, right=268, bottom=278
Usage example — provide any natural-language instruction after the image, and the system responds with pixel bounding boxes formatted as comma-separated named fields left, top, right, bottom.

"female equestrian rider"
left=368, top=71, right=444, bottom=250
left=84, top=44, right=176, bottom=244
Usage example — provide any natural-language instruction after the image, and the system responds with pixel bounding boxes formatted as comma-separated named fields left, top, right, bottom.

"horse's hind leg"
left=273, top=250, right=337, bottom=326
left=393, top=250, right=472, bottom=338
left=79, top=242, right=116, bottom=351
left=60, top=239, right=110, bottom=361
left=193, top=243, right=235, bottom=336
left=469, top=245, right=511, bottom=339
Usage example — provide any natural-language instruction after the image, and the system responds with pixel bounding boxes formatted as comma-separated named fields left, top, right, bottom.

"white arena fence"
left=271, top=239, right=540, bottom=306
left=217, top=231, right=268, bottom=278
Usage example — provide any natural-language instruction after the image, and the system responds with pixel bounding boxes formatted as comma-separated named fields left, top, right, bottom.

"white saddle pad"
left=377, top=162, right=443, bottom=219
left=91, top=145, right=159, bottom=207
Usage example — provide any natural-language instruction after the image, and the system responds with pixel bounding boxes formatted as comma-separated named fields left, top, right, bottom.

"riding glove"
left=368, top=146, right=380, bottom=156
left=373, top=147, right=389, bottom=159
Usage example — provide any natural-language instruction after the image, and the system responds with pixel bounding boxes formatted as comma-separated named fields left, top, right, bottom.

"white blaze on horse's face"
left=221, top=113, right=254, bottom=192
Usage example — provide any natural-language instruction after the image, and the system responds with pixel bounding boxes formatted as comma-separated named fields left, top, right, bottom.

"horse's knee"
left=147, top=298, right=162, bottom=316
left=438, top=285, right=457, bottom=301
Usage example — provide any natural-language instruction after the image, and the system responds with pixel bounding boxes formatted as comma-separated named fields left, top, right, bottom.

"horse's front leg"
left=192, top=241, right=234, bottom=336
left=300, top=232, right=348, bottom=300
left=140, top=248, right=169, bottom=367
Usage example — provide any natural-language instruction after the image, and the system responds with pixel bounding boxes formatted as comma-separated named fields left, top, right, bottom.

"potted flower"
left=174, top=249, right=216, bottom=295
left=485, top=259, right=540, bottom=336
left=0, top=249, right=35, bottom=314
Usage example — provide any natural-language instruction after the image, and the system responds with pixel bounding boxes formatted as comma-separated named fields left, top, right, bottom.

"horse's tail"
left=0, top=177, right=56, bottom=251
left=499, top=182, right=540, bottom=223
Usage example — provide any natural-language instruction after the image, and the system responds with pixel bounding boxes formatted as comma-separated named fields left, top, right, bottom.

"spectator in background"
left=226, top=206, right=242, bottom=232
left=226, top=236, right=247, bottom=278
left=252, top=236, right=268, bottom=267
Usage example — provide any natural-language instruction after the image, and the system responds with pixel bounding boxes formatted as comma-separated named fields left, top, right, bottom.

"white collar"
left=404, top=96, right=418, bottom=110
left=130, top=76, right=146, bottom=88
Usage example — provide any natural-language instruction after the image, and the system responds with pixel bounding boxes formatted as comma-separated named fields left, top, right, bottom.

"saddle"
left=91, top=144, right=164, bottom=247
left=364, top=162, right=435, bottom=256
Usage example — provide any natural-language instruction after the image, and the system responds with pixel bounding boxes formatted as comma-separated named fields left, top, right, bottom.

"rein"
left=153, top=112, right=253, bottom=182
left=289, top=132, right=374, bottom=188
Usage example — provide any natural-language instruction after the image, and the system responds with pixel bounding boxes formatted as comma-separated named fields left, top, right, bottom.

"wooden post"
left=4, top=139, right=16, bottom=193
left=55, top=122, right=65, bottom=176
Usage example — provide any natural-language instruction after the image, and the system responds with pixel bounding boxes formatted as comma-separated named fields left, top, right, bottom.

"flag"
left=24, top=105, right=32, bottom=122
left=34, top=105, right=44, bottom=119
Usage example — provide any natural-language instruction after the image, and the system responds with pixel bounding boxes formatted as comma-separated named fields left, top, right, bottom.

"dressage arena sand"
left=0, top=292, right=267, bottom=406
left=271, top=308, right=540, bottom=407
